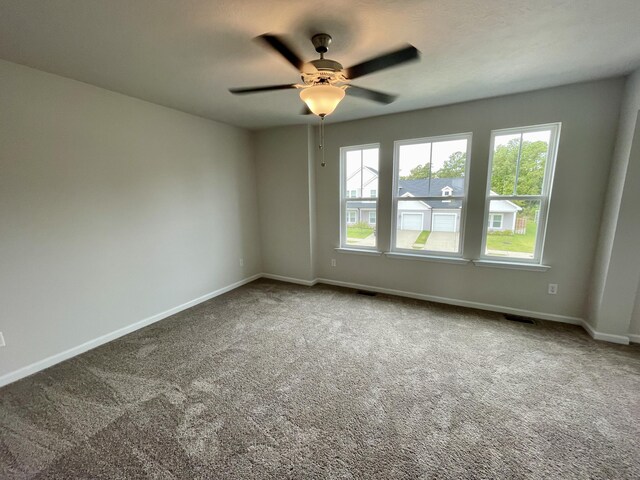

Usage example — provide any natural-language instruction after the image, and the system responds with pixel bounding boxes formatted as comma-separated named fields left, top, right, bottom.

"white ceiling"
left=1, top=0, right=640, bottom=129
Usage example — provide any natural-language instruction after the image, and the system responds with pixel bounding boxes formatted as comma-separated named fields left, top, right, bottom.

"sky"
left=398, top=138, right=468, bottom=177
left=345, top=129, right=551, bottom=179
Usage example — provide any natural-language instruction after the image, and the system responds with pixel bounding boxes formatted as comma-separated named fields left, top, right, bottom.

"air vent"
left=357, top=290, right=377, bottom=296
left=503, top=314, right=535, bottom=324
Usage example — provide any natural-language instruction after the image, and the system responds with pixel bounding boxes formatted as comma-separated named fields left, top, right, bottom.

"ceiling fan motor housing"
left=312, top=33, right=332, bottom=54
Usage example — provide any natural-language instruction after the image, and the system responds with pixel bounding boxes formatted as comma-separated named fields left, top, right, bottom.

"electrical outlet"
left=331, top=259, right=336, bottom=267
left=548, top=283, right=558, bottom=295
left=239, top=258, right=244, bottom=267
left=0, top=332, right=5, bottom=347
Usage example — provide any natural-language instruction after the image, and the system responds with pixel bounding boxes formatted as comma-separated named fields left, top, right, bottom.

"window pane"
left=345, top=150, right=362, bottom=197
left=362, top=148, right=379, bottom=196
left=431, top=138, right=469, bottom=178
left=484, top=199, right=541, bottom=259
left=515, top=130, right=551, bottom=195
left=490, top=133, right=520, bottom=196
left=399, top=143, right=431, bottom=182
left=395, top=198, right=461, bottom=253
left=346, top=201, right=376, bottom=247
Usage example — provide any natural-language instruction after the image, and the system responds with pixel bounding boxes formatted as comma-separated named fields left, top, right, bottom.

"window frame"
left=369, top=211, right=377, bottom=225
left=391, top=132, right=472, bottom=257
left=480, top=123, right=561, bottom=264
left=340, top=143, right=380, bottom=251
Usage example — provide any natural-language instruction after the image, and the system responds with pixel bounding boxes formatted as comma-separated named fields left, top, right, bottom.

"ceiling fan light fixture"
left=300, top=85, right=345, bottom=117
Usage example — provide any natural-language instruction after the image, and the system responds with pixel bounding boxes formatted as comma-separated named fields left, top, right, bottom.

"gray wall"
left=257, top=79, right=624, bottom=321
left=254, top=125, right=316, bottom=282
left=315, top=80, right=622, bottom=319
left=0, top=60, right=262, bottom=379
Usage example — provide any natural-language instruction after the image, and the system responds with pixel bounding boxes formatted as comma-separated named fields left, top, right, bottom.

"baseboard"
left=0, top=273, right=262, bottom=388
left=579, top=320, right=630, bottom=345
left=316, top=277, right=584, bottom=325
left=261, top=273, right=318, bottom=286
left=628, top=333, right=640, bottom=344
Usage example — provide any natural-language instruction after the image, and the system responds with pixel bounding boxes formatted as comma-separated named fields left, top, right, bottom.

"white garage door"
left=401, top=213, right=423, bottom=230
left=432, top=214, right=456, bottom=232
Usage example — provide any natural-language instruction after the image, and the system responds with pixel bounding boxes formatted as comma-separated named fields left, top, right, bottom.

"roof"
left=346, top=178, right=520, bottom=212
left=398, top=178, right=465, bottom=197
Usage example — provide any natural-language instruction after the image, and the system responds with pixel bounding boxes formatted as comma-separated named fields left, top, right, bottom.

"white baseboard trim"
left=316, top=277, right=636, bottom=345
left=316, top=277, right=584, bottom=326
left=261, top=273, right=318, bottom=286
left=0, top=273, right=262, bottom=388
left=579, top=320, right=630, bottom=345
left=628, top=334, right=640, bottom=344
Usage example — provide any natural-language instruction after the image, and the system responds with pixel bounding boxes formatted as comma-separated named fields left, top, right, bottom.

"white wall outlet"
left=0, top=332, right=5, bottom=347
left=239, top=258, right=244, bottom=267
left=548, top=283, right=558, bottom=295
left=331, top=258, right=336, bottom=267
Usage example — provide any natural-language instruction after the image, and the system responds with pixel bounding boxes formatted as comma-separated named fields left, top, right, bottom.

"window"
left=392, top=133, right=471, bottom=255
left=488, top=214, right=503, bottom=229
left=341, top=144, right=379, bottom=249
left=482, top=123, right=560, bottom=262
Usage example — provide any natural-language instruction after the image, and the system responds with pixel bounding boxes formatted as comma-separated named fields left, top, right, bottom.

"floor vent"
left=357, top=290, right=377, bottom=296
left=503, top=314, right=535, bottom=324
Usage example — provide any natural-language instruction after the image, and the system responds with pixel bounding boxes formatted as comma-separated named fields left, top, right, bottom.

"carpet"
left=1, top=279, right=639, bottom=479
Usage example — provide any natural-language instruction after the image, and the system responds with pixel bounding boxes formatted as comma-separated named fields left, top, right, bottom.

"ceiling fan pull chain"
left=319, top=116, right=326, bottom=167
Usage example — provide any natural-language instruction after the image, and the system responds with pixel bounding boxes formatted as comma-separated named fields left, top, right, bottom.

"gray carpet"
left=1, top=279, right=639, bottom=479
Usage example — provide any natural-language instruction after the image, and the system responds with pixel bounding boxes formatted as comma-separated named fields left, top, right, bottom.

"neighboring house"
left=345, top=166, right=378, bottom=227
left=346, top=169, right=521, bottom=232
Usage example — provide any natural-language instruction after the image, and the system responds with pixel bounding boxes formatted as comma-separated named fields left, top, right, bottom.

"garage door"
left=401, top=213, right=423, bottom=230
left=432, top=214, right=456, bottom=232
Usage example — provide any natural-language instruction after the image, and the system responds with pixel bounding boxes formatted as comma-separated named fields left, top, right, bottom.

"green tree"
left=490, top=140, right=547, bottom=196
left=400, top=163, right=430, bottom=180
left=491, top=139, right=548, bottom=221
left=433, top=151, right=466, bottom=178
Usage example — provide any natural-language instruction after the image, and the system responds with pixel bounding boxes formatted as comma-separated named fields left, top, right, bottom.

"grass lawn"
left=486, top=222, right=537, bottom=253
left=347, top=225, right=374, bottom=239
left=412, top=230, right=431, bottom=249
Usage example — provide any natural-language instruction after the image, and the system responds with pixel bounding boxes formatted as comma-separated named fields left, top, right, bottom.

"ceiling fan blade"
left=229, top=84, right=297, bottom=94
left=301, top=105, right=312, bottom=115
left=345, top=45, right=420, bottom=80
left=347, top=85, right=397, bottom=104
left=258, top=34, right=306, bottom=71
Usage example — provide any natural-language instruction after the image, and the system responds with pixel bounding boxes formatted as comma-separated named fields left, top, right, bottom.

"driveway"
left=396, top=230, right=421, bottom=249
left=424, top=231, right=459, bottom=252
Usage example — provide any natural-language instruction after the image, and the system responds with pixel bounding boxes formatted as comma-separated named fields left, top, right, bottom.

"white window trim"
left=369, top=211, right=377, bottom=225
left=346, top=209, right=357, bottom=224
left=480, top=122, right=561, bottom=264
left=340, top=143, right=380, bottom=251
left=391, top=132, right=472, bottom=257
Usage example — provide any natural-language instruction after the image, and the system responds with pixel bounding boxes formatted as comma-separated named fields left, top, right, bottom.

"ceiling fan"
left=229, top=33, right=420, bottom=117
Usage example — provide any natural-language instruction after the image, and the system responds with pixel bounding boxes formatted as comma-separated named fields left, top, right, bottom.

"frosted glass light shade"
left=300, top=85, right=345, bottom=116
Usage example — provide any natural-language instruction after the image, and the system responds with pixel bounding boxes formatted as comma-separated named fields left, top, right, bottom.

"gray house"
left=397, top=178, right=521, bottom=232
left=347, top=173, right=521, bottom=233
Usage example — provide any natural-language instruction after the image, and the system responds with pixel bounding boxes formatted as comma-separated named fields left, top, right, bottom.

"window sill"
left=335, top=247, right=383, bottom=257
left=472, top=260, right=550, bottom=272
left=385, top=252, right=470, bottom=265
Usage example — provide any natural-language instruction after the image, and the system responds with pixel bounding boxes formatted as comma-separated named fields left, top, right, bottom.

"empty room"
left=1, top=1, right=639, bottom=478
